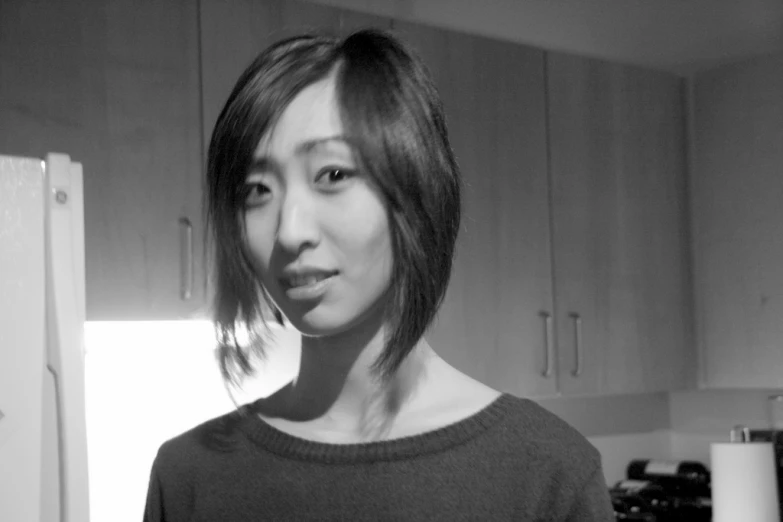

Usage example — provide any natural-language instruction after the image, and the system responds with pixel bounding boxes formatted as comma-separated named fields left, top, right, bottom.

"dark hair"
left=206, top=28, right=461, bottom=388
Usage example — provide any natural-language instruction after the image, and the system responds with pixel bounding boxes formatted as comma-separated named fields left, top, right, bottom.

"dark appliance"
left=611, top=460, right=713, bottom=522
left=748, top=429, right=783, bottom=521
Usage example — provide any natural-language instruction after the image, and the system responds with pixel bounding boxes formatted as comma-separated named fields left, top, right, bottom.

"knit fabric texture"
left=144, top=393, right=614, bottom=521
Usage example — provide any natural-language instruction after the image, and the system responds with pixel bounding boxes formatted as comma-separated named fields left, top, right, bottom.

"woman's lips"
left=280, top=271, right=337, bottom=301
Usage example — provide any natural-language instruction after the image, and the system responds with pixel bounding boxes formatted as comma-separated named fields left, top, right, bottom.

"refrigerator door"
left=0, top=153, right=89, bottom=522
left=0, top=155, right=47, bottom=522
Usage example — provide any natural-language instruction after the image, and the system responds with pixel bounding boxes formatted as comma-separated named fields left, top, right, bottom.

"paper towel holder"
left=730, top=424, right=751, bottom=443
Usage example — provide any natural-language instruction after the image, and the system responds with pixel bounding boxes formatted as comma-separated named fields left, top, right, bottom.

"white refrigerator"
left=0, top=153, right=90, bottom=522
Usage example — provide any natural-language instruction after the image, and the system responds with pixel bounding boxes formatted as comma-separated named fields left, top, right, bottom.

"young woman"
left=144, top=29, right=614, bottom=521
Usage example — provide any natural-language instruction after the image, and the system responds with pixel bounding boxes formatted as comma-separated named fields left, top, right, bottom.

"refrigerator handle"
left=44, top=153, right=90, bottom=522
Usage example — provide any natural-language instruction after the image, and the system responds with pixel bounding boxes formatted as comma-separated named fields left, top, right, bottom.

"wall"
left=589, top=431, right=673, bottom=484
left=668, top=389, right=783, bottom=464
left=538, top=389, right=783, bottom=482
left=558, top=388, right=783, bottom=482
left=84, top=321, right=300, bottom=522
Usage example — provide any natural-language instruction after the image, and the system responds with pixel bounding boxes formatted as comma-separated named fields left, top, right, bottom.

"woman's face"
left=243, top=75, right=393, bottom=337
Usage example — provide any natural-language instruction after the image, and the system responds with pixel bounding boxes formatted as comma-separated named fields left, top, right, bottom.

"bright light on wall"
left=82, top=320, right=300, bottom=522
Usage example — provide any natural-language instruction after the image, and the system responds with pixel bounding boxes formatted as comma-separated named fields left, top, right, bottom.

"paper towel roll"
left=711, top=441, right=780, bottom=522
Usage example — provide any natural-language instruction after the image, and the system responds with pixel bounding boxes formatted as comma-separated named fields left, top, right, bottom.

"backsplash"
left=538, top=389, right=783, bottom=483
left=588, top=431, right=673, bottom=484
left=668, top=388, right=783, bottom=465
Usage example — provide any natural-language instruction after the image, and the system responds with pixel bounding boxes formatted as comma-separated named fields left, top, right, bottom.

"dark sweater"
left=144, top=393, right=614, bottom=521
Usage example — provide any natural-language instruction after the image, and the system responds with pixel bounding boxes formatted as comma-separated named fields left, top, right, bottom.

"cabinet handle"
left=179, top=217, right=193, bottom=300
left=539, top=311, right=554, bottom=378
left=569, top=312, right=583, bottom=377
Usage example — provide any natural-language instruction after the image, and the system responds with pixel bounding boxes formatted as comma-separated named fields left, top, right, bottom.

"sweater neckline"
left=240, top=392, right=517, bottom=463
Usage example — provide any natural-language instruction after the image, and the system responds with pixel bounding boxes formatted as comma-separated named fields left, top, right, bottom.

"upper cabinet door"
left=547, top=52, right=693, bottom=395
left=393, top=22, right=556, bottom=397
left=199, top=0, right=392, bottom=156
left=0, top=0, right=204, bottom=320
left=91, top=1, right=205, bottom=320
left=692, top=54, right=783, bottom=388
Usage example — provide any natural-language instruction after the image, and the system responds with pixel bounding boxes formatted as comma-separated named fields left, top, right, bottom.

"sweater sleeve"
left=143, top=464, right=164, bottom=522
left=142, top=444, right=194, bottom=522
left=565, top=464, right=615, bottom=521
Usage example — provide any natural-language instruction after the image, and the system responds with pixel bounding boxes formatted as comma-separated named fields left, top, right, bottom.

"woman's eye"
left=244, top=183, right=271, bottom=206
left=316, top=167, right=354, bottom=185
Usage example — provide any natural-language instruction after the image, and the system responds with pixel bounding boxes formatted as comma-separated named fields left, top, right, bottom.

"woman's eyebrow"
left=247, top=157, right=276, bottom=175
left=295, top=135, right=351, bottom=155
left=248, top=136, right=352, bottom=174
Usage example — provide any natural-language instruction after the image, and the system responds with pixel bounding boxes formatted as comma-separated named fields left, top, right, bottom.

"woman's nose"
left=275, top=189, right=320, bottom=253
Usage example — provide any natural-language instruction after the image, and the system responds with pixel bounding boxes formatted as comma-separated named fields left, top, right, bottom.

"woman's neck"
left=261, top=318, right=439, bottom=441
left=301, top=336, right=432, bottom=414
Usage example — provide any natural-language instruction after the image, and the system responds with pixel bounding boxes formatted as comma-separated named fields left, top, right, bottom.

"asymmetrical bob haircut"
left=206, top=28, right=461, bottom=387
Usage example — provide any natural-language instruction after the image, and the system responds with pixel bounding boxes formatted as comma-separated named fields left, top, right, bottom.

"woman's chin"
left=284, top=310, right=381, bottom=340
left=282, top=313, right=351, bottom=338
left=278, top=294, right=389, bottom=340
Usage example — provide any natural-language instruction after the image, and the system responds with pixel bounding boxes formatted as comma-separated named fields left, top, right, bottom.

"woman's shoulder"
left=152, top=407, right=251, bottom=473
left=488, top=395, right=613, bottom=519
left=491, top=394, right=603, bottom=468
left=502, top=395, right=591, bottom=437
left=423, top=366, right=601, bottom=468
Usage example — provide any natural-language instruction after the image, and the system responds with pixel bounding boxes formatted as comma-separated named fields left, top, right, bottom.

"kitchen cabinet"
left=394, top=21, right=693, bottom=397
left=547, top=52, right=694, bottom=395
left=393, top=21, right=557, bottom=397
left=199, top=0, right=392, bottom=154
left=0, top=0, right=204, bottom=320
left=691, top=53, right=783, bottom=388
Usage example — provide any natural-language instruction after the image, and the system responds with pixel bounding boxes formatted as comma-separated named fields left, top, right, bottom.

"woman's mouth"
left=279, top=271, right=338, bottom=300
left=286, top=273, right=331, bottom=288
